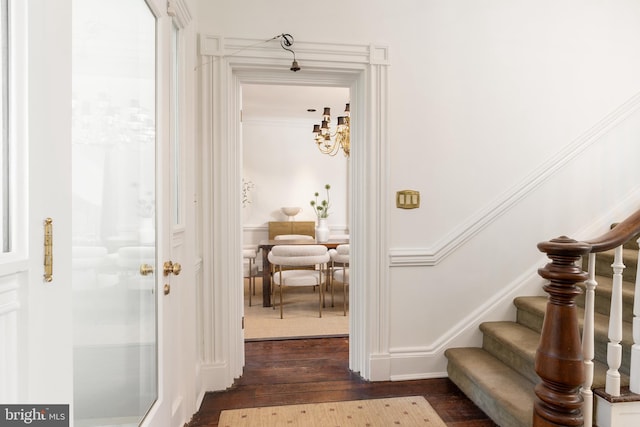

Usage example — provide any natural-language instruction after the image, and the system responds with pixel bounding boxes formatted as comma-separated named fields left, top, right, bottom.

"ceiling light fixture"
left=312, top=103, right=350, bottom=157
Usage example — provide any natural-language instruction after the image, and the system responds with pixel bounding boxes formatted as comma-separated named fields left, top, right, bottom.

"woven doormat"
left=218, top=396, right=446, bottom=426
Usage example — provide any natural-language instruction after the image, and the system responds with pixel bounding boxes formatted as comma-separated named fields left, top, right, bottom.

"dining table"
left=257, top=238, right=349, bottom=307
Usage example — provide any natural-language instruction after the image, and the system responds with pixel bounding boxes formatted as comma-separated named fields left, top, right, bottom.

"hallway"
left=187, top=337, right=497, bottom=426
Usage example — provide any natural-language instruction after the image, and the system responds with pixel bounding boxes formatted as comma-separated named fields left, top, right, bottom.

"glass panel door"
left=71, top=0, right=157, bottom=425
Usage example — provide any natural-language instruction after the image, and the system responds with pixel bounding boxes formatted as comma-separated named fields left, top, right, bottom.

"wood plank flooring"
left=187, top=337, right=498, bottom=426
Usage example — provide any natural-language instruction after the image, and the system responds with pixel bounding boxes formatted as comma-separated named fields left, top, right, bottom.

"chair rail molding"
left=389, top=90, right=640, bottom=268
left=198, top=34, right=391, bottom=388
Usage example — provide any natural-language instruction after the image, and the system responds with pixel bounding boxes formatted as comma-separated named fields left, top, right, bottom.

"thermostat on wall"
left=396, top=190, right=420, bottom=209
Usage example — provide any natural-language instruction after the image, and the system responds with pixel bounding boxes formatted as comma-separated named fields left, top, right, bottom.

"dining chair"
left=267, top=244, right=330, bottom=319
left=243, top=245, right=259, bottom=306
left=330, top=244, right=349, bottom=316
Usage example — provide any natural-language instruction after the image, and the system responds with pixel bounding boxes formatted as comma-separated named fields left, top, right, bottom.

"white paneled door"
left=15, top=1, right=184, bottom=426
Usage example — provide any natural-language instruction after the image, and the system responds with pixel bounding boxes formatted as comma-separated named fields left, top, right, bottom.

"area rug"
left=217, top=396, right=447, bottom=426
left=244, top=277, right=349, bottom=340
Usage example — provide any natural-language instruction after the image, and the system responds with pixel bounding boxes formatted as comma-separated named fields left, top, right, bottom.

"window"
left=171, top=21, right=181, bottom=225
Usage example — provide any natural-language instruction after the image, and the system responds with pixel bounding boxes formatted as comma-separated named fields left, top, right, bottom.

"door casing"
left=197, top=35, right=391, bottom=389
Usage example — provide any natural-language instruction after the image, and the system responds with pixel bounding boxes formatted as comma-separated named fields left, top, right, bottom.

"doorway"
left=241, top=83, right=350, bottom=340
left=199, top=34, right=389, bottom=383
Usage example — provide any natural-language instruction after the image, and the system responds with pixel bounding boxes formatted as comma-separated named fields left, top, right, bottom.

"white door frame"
left=197, top=35, right=391, bottom=389
left=144, top=0, right=196, bottom=425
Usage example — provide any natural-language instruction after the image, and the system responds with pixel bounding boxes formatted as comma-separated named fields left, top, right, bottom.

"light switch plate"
left=396, top=190, right=420, bottom=209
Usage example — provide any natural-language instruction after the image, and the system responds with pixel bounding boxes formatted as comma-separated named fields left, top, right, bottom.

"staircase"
left=445, top=237, right=638, bottom=427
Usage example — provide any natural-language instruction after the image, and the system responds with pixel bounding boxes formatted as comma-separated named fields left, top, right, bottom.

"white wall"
left=197, top=0, right=640, bottom=379
left=242, top=117, right=349, bottom=245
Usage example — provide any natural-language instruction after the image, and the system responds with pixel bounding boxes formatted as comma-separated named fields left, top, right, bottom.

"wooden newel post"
left=533, top=236, right=591, bottom=427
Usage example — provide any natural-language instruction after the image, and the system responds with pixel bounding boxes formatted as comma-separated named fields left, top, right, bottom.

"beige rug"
left=244, top=276, right=349, bottom=340
left=218, top=396, right=446, bottom=427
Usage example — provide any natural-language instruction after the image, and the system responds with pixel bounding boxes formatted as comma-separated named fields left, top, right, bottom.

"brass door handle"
left=140, top=264, right=154, bottom=276
left=163, top=261, right=182, bottom=276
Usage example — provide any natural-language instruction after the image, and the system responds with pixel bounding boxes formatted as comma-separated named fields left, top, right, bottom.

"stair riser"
left=576, top=292, right=634, bottom=324
left=592, top=339, right=632, bottom=377
left=516, top=309, right=543, bottom=333
left=516, top=306, right=632, bottom=375
left=588, top=253, right=638, bottom=284
left=482, top=334, right=538, bottom=384
left=447, top=364, right=531, bottom=427
left=627, top=240, right=640, bottom=251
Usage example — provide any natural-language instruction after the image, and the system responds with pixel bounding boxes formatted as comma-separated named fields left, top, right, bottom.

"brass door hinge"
left=44, top=218, right=53, bottom=282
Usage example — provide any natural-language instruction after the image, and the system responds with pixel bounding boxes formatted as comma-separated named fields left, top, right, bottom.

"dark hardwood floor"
left=187, top=337, right=497, bottom=426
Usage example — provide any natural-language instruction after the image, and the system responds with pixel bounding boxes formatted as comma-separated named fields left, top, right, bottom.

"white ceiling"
left=241, top=84, right=350, bottom=123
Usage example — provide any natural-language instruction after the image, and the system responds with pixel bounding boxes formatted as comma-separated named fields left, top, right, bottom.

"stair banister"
left=605, top=245, right=625, bottom=396
left=534, top=236, right=590, bottom=426
left=534, top=208, right=640, bottom=426
left=584, top=209, right=640, bottom=252
left=631, top=235, right=640, bottom=393
left=583, top=209, right=640, bottom=397
left=581, top=253, right=597, bottom=427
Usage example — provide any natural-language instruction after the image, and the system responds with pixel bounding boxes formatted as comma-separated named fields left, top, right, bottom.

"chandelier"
left=312, top=103, right=350, bottom=157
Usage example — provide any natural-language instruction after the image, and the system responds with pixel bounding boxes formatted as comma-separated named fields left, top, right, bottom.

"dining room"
left=241, top=83, right=351, bottom=340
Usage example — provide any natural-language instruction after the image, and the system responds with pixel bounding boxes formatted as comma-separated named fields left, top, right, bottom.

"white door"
left=71, top=0, right=162, bottom=424
left=7, top=0, right=183, bottom=426
left=71, top=0, right=184, bottom=426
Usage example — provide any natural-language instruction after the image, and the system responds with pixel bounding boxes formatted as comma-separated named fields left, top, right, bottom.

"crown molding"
left=167, top=0, right=192, bottom=29
left=199, top=35, right=388, bottom=67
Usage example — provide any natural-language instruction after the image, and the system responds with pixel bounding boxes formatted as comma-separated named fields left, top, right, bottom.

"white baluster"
left=582, top=253, right=597, bottom=427
left=630, top=237, right=640, bottom=393
left=606, top=245, right=625, bottom=396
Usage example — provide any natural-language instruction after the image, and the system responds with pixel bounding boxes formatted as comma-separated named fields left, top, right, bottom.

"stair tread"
left=446, top=347, right=534, bottom=427
left=480, top=320, right=627, bottom=388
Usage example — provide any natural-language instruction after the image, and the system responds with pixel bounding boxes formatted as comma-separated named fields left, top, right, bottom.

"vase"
left=315, top=218, right=330, bottom=243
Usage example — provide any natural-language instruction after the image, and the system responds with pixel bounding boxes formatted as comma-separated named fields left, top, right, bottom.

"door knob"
left=140, top=264, right=154, bottom=276
left=163, top=261, right=182, bottom=276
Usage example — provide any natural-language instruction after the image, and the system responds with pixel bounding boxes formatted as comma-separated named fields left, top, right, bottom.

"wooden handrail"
left=533, top=208, right=640, bottom=426
left=584, top=209, right=640, bottom=252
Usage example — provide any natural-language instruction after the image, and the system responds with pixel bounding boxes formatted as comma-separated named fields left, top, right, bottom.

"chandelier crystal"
left=312, top=103, right=350, bottom=157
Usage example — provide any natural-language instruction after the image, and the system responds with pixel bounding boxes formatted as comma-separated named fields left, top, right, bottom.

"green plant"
left=310, top=184, right=331, bottom=218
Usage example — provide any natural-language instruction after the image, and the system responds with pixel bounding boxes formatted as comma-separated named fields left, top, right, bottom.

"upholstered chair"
left=267, top=245, right=330, bottom=319
left=243, top=245, right=259, bottom=306
left=330, top=244, right=349, bottom=316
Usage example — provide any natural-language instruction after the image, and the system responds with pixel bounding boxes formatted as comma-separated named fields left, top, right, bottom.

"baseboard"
left=198, top=361, right=234, bottom=393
